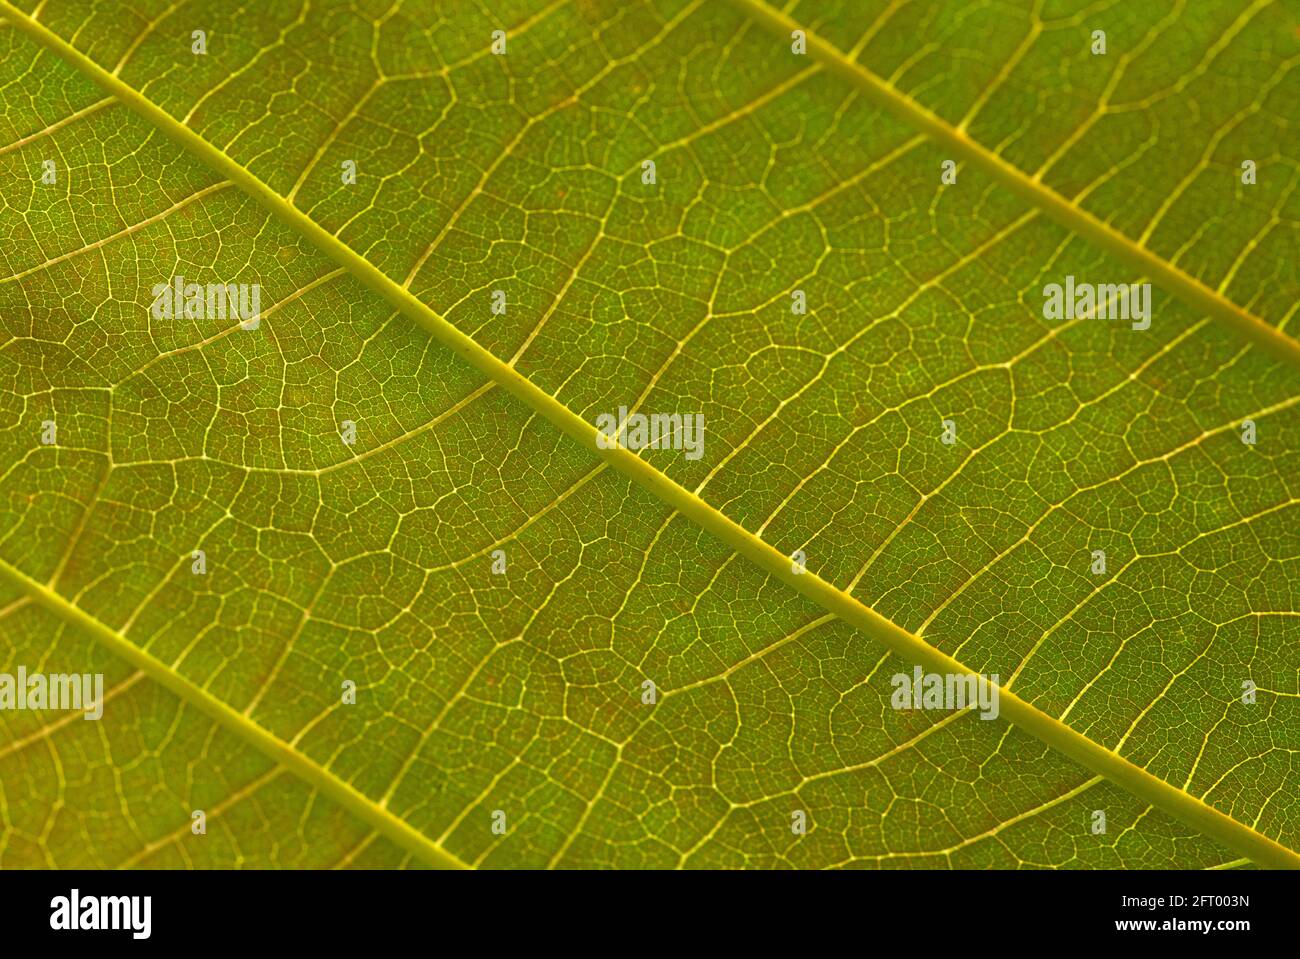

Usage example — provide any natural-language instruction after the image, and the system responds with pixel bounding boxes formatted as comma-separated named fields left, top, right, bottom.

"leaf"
left=0, top=0, right=1296, bottom=869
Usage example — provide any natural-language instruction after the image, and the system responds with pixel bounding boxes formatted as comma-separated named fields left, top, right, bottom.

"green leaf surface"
left=0, top=0, right=1296, bottom=869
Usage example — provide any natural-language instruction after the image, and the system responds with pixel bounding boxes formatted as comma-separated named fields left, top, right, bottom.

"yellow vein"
left=5, top=1, right=1298, bottom=869
left=0, top=180, right=231, bottom=284
left=116, top=765, right=284, bottom=869
left=0, top=94, right=112, bottom=157
left=0, top=555, right=469, bottom=871
left=723, top=0, right=1300, bottom=370
left=0, top=672, right=143, bottom=762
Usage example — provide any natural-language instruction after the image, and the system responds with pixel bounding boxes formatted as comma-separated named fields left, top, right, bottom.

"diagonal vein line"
left=0, top=94, right=112, bottom=157
left=4, top=1, right=1297, bottom=870
left=0, top=556, right=469, bottom=871
left=724, top=0, right=1300, bottom=370
left=0, top=180, right=232, bottom=284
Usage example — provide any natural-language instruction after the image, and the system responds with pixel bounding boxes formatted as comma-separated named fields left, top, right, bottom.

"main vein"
left=724, top=0, right=1300, bottom=370
left=3, top=1, right=1297, bottom=869
left=0, top=557, right=469, bottom=870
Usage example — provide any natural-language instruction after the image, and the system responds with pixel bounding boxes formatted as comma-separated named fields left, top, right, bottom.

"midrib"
left=2, top=1, right=1297, bottom=870
left=723, top=0, right=1300, bottom=370
left=0, top=557, right=469, bottom=870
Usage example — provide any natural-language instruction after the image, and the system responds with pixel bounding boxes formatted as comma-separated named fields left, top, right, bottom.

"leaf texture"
left=0, top=0, right=1297, bottom=869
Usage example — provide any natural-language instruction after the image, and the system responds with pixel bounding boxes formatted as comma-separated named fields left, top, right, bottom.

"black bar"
left=0, top=868, right=1287, bottom=946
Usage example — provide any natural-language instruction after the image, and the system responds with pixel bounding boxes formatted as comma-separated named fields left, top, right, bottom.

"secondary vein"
left=724, top=0, right=1300, bottom=370
left=3, top=0, right=1297, bottom=870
